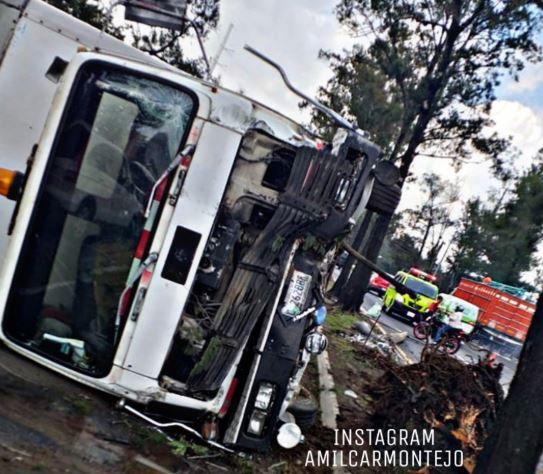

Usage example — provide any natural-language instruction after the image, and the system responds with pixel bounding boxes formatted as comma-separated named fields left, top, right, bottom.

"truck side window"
left=4, top=62, right=195, bottom=376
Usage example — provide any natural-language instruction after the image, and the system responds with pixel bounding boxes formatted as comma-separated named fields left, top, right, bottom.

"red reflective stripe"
left=134, top=230, right=150, bottom=260
left=218, top=378, right=239, bottom=418
left=154, top=178, right=168, bottom=202
left=120, top=288, right=133, bottom=316
left=141, top=268, right=153, bottom=286
left=121, top=152, right=194, bottom=321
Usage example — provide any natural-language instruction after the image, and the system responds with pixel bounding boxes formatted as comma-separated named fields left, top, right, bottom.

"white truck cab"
left=0, top=0, right=383, bottom=452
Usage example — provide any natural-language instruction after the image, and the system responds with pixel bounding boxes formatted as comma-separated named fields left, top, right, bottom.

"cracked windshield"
left=4, top=63, right=194, bottom=375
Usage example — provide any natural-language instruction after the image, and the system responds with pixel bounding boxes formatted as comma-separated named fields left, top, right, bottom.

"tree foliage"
left=448, top=152, right=543, bottom=288
left=403, top=172, right=458, bottom=262
left=379, top=172, right=458, bottom=277
left=45, top=0, right=124, bottom=38
left=317, top=0, right=543, bottom=180
left=379, top=214, right=421, bottom=272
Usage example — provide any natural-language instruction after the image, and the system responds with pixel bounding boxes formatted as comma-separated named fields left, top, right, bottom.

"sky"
left=187, top=1, right=543, bottom=200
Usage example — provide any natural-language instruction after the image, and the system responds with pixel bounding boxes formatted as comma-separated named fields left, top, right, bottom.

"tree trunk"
left=474, top=293, right=543, bottom=474
left=338, top=214, right=392, bottom=311
left=331, top=211, right=373, bottom=297
left=416, top=219, right=432, bottom=265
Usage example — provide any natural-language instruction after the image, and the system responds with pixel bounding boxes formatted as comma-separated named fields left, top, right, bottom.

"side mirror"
left=124, top=0, right=188, bottom=30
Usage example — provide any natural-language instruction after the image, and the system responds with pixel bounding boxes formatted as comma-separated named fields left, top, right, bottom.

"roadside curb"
left=316, top=350, right=339, bottom=430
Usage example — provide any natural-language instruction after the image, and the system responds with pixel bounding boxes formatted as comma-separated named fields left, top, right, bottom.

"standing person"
left=434, top=305, right=464, bottom=343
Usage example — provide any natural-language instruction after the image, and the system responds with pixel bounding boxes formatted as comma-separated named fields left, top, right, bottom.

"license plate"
left=281, top=270, right=312, bottom=318
left=407, top=311, right=415, bottom=317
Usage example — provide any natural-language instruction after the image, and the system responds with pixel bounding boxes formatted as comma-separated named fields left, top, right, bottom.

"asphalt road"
left=361, top=292, right=518, bottom=394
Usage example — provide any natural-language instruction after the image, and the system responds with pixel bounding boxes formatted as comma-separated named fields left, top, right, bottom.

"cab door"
left=0, top=54, right=204, bottom=377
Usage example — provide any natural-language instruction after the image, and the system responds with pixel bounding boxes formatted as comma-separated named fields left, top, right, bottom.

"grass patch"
left=169, top=438, right=190, bottom=457
left=324, top=309, right=360, bottom=365
left=190, top=443, right=209, bottom=456
left=325, top=308, right=359, bottom=332
left=235, top=455, right=254, bottom=474
left=169, top=437, right=209, bottom=458
left=331, top=335, right=356, bottom=354
left=131, top=426, right=168, bottom=450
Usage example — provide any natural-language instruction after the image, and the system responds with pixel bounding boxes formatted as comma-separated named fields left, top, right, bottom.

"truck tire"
left=366, top=181, right=401, bottom=216
left=287, top=396, right=318, bottom=429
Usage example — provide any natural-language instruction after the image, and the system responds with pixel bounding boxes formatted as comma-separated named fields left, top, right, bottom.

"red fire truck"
left=452, top=278, right=536, bottom=342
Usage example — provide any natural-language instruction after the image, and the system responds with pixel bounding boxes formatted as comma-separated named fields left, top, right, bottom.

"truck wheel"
left=287, top=396, right=318, bottom=429
left=366, top=181, right=401, bottom=216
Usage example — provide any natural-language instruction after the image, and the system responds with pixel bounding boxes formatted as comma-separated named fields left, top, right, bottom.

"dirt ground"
left=0, top=347, right=250, bottom=473
left=319, top=310, right=504, bottom=474
left=0, top=312, right=383, bottom=474
left=0, top=308, right=500, bottom=473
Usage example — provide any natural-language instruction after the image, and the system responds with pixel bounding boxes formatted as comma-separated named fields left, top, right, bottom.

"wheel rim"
left=445, top=338, right=460, bottom=354
left=413, top=323, right=429, bottom=340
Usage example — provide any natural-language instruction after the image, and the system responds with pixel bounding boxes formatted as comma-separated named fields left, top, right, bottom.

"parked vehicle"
left=452, top=278, right=535, bottom=342
left=382, top=268, right=439, bottom=321
left=0, top=0, right=391, bottom=452
left=368, top=272, right=390, bottom=296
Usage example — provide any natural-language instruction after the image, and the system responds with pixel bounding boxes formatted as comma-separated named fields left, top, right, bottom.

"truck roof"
left=12, top=0, right=317, bottom=147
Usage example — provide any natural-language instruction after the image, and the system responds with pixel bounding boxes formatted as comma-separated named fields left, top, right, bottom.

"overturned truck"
left=0, top=0, right=392, bottom=452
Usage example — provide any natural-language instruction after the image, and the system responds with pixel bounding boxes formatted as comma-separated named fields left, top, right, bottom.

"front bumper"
left=388, top=301, right=424, bottom=319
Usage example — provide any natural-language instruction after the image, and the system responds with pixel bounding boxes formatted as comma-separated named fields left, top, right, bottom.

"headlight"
left=255, top=382, right=275, bottom=410
left=247, top=409, right=268, bottom=436
left=395, top=294, right=403, bottom=303
left=247, top=382, right=277, bottom=436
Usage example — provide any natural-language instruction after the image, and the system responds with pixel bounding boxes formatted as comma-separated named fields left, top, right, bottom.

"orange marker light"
left=0, top=168, right=23, bottom=201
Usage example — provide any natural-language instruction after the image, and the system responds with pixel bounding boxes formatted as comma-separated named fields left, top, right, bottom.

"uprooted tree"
left=319, top=0, right=543, bottom=310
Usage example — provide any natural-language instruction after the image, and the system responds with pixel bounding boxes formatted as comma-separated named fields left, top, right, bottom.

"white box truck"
left=0, top=0, right=384, bottom=452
